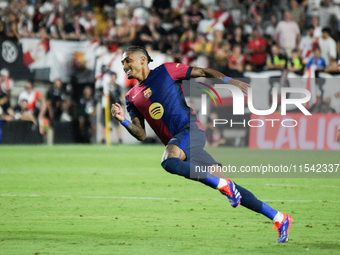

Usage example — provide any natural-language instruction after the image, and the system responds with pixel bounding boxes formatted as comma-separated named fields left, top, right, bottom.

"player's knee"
left=161, top=158, right=182, bottom=175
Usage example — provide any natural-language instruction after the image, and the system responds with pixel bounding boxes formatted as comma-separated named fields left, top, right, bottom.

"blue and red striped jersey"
left=125, top=62, right=202, bottom=145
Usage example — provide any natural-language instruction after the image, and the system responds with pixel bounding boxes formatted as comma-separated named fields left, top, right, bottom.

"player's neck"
left=136, top=67, right=151, bottom=83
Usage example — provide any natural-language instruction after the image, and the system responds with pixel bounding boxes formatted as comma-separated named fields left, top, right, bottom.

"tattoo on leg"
left=167, top=145, right=179, bottom=158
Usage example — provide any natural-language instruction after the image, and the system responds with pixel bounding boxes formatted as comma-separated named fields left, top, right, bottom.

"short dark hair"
left=322, top=27, right=331, bottom=35
left=124, top=46, right=153, bottom=63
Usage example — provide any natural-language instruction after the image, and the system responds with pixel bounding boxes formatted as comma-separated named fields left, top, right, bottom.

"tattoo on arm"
left=126, top=117, right=146, bottom=141
left=190, top=67, right=225, bottom=80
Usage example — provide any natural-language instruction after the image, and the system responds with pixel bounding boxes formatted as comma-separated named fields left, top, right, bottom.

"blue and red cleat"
left=218, top=179, right=241, bottom=208
left=273, top=213, right=293, bottom=243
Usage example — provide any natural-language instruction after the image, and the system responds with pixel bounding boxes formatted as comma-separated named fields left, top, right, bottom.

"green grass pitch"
left=0, top=145, right=339, bottom=255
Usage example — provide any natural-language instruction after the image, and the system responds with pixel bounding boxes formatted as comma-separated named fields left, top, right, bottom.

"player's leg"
left=161, top=144, right=219, bottom=187
left=193, top=149, right=293, bottom=242
left=161, top=126, right=241, bottom=205
left=161, top=145, right=292, bottom=242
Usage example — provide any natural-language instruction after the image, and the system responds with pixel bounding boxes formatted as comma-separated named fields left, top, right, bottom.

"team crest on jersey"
left=149, top=102, right=164, bottom=120
left=143, top=88, right=152, bottom=98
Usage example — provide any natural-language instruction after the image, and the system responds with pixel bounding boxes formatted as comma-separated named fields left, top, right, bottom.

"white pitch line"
left=1, top=194, right=340, bottom=203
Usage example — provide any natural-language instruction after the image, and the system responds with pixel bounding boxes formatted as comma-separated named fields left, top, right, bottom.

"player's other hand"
left=229, top=79, right=251, bottom=95
left=111, top=103, right=125, bottom=122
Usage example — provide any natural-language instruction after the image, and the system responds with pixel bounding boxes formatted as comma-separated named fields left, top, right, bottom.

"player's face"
left=121, top=51, right=143, bottom=79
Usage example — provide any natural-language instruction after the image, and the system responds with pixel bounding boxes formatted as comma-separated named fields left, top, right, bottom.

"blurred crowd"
left=1, top=0, right=340, bottom=73
left=0, top=0, right=340, bottom=143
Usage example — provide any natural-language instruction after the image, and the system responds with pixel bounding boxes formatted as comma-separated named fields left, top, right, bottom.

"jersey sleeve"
left=126, top=96, right=143, bottom=120
left=163, top=62, right=193, bottom=81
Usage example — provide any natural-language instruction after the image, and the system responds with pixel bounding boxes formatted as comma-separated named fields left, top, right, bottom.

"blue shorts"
left=168, top=124, right=218, bottom=167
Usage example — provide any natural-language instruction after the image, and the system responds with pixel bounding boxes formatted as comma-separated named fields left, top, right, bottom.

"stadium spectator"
left=213, top=41, right=230, bottom=70
left=5, top=12, right=21, bottom=39
left=306, top=0, right=321, bottom=17
left=114, top=15, right=136, bottom=46
left=48, top=16, right=66, bottom=39
left=74, top=0, right=94, bottom=17
left=36, top=26, right=50, bottom=39
left=264, top=14, right=278, bottom=40
left=197, top=9, right=225, bottom=42
left=305, top=46, right=326, bottom=71
left=299, top=25, right=318, bottom=64
left=229, top=26, right=247, bottom=50
left=0, top=69, right=14, bottom=119
left=63, top=0, right=77, bottom=23
left=180, top=29, right=197, bottom=65
left=253, top=15, right=264, bottom=36
left=228, top=44, right=247, bottom=76
left=193, top=33, right=212, bottom=58
left=213, top=3, right=233, bottom=31
left=168, top=15, right=186, bottom=40
left=319, top=0, right=336, bottom=29
left=275, top=10, right=300, bottom=57
left=78, top=86, right=96, bottom=143
left=18, top=80, right=47, bottom=120
left=151, top=0, right=172, bottom=22
left=60, top=94, right=75, bottom=122
left=290, top=0, right=305, bottom=29
left=266, top=44, right=287, bottom=70
left=171, top=0, right=190, bottom=15
left=39, top=0, right=64, bottom=29
left=209, top=26, right=226, bottom=59
left=32, top=1, right=45, bottom=32
left=136, top=15, right=167, bottom=51
left=287, top=49, right=304, bottom=75
left=102, top=18, right=115, bottom=42
left=7, top=98, right=37, bottom=125
left=101, top=72, right=124, bottom=144
left=64, top=15, right=86, bottom=40
left=17, top=0, right=35, bottom=36
left=311, top=15, right=322, bottom=38
left=325, top=59, right=340, bottom=73
left=185, top=3, right=204, bottom=31
left=247, top=28, right=267, bottom=72
left=79, top=10, right=98, bottom=40
left=46, top=79, right=66, bottom=122
left=318, top=27, right=337, bottom=66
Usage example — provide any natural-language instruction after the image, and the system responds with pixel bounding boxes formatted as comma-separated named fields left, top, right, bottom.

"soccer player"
left=111, top=46, right=293, bottom=243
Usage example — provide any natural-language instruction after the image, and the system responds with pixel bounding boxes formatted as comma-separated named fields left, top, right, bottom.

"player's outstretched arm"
left=111, top=103, right=146, bottom=141
left=190, top=67, right=250, bottom=94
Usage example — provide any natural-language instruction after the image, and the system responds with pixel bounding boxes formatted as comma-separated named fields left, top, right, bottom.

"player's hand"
left=111, top=103, right=125, bottom=122
left=229, top=79, right=251, bottom=95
